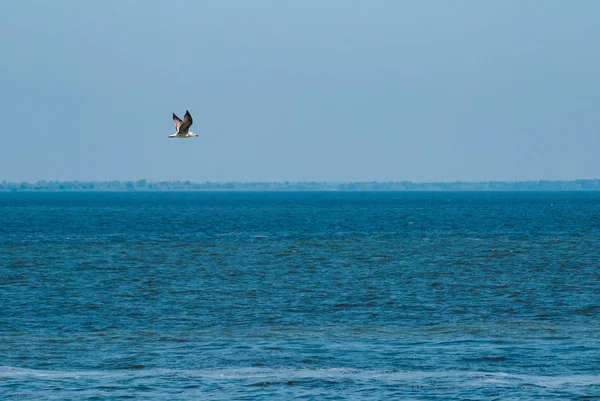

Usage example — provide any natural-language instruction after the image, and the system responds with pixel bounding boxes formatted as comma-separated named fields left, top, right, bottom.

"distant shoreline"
left=2, top=180, right=600, bottom=191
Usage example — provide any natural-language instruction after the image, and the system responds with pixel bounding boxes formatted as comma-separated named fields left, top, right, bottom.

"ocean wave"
left=2, top=365, right=599, bottom=388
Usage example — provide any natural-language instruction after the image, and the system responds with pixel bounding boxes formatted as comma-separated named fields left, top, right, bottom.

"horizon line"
left=3, top=179, right=600, bottom=192
left=2, top=179, right=600, bottom=184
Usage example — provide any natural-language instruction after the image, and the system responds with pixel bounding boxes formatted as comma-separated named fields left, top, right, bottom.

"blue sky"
left=1, top=1, right=599, bottom=182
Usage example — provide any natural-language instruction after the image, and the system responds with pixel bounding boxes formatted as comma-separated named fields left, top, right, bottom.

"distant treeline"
left=2, top=179, right=600, bottom=191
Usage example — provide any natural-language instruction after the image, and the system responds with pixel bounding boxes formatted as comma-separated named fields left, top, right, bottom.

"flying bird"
left=169, top=110, right=198, bottom=138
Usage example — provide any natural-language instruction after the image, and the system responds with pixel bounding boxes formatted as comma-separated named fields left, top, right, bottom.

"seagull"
left=169, top=110, right=198, bottom=138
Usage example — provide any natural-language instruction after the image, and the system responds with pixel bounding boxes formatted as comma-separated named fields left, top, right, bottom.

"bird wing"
left=173, top=113, right=183, bottom=133
left=178, top=110, right=193, bottom=133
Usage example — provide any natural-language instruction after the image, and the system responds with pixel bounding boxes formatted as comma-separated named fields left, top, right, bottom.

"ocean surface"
left=1, top=191, right=599, bottom=400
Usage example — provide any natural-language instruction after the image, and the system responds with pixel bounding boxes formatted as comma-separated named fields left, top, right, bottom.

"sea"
left=1, top=191, right=599, bottom=400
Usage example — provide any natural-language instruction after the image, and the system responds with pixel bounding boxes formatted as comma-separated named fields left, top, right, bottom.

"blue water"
left=1, top=191, right=599, bottom=399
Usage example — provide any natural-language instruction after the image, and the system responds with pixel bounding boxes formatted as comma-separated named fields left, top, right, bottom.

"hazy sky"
left=1, top=1, right=599, bottom=182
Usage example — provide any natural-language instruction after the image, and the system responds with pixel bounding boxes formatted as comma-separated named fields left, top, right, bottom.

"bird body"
left=169, top=110, right=198, bottom=138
